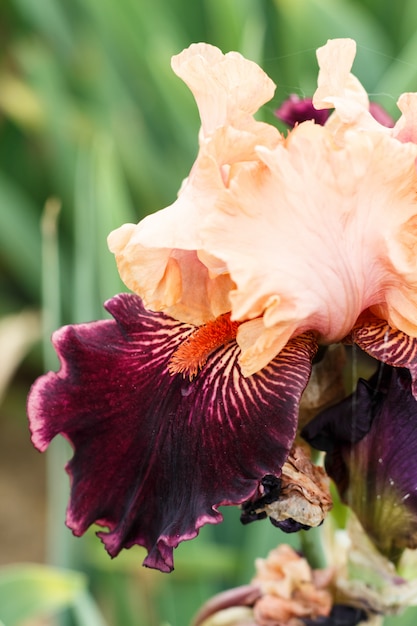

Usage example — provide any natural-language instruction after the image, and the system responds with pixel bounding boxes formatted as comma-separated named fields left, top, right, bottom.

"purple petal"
left=275, top=95, right=330, bottom=127
left=275, top=95, right=394, bottom=130
left=301, top=377, right=375, bottom=453
left=28, top=294, right=317, bottom=572
left=303, top=366, right=417, bottom=560
left=350, top=316, right=417, bottom=398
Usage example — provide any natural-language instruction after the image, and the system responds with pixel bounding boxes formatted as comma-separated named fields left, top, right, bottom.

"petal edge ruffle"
left=28, top=294, right=317, bottom=571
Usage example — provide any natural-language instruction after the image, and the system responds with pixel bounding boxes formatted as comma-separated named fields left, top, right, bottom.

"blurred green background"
left=2, top=0, right=417, bottom=624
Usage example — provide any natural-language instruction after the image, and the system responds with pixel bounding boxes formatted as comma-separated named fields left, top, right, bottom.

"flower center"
left=168, top=313, right=240, bottom=380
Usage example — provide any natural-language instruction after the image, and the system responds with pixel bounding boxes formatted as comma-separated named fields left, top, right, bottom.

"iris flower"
left=191, top=544, right=368, bottom=626
left=28, top=38, right=417, bottom=572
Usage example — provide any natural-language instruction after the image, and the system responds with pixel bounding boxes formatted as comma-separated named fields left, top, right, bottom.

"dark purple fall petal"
left=276, top=95, right=394, bottom=130
left=300, top=376, right=375, bottom=454
left=28, top=294, right=317, bottom=572
left=350, top=316, right=417, bottom=398
left=303, top=366, right=417, bottom=560
left=275, top=95, right=330, bottom=127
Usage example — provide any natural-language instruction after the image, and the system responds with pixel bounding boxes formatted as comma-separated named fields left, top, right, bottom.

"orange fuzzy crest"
left=168, top=314, right=240, bottom=379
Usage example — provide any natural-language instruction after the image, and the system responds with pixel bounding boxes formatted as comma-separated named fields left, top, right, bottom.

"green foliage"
left=2, top=0, right=417, bottom=624
left=0, top=563, right=105, bottom=626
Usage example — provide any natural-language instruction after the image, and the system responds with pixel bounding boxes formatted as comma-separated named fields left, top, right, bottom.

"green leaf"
left=374, top=30, right=417, bottom=106
left=0, top=564, right=86, bottom=625
left=271, top=0, right=391, bottom=94
left=384, top=606, right=417, bottom=626
left=72, top=589, right=108, bottom=626
left=0, top=171, right=41, bottom=301
left=11, top=0, right=75, bottom=56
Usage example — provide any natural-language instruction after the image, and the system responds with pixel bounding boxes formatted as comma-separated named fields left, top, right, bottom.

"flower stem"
left=299, top=525, right=327, bottom=570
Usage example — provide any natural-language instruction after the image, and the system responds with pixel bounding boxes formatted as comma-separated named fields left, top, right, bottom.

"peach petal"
left=201, top=117, right=417, bottom=373
left=313, top=39, right=387, bottom=133
left=314, top=38, right=363, bottom=109
left=108, top=224, right=180, bottom=307
left=108, top=224, right=232, bottom=324
left=110, top=39, right=417, bottom=376
left=236, top=319, right=297, bottom=378
left=109, top=44, right=280, bottom=325
left=171, top=43, right=276, bottom=136
left=394, top=92, right=417, bottom=143
left=252, top=545, right=333, bottom=625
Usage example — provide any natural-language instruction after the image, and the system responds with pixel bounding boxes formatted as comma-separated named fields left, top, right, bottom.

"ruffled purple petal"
left=28, top=294, right=317, bottom=572
left=303, top=366, right=417, bottom=560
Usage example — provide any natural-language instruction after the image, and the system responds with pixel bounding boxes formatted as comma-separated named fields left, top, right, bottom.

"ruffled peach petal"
left=252, top=545, right=332, bottom=624
left=375, top=293, right=417, bottom=341
left=394, top=92, right=417, bottom=144
left=109, top=44, right=280, bottom=325
left=171, top=43, right=276, bottom=136
left=201, top=117, right=417, bottom=366
left=236, top=319, right=297, bottom=377
left=108, top=224, right=232, bottom=324
left=108, top=143, right=235, bottom=324
left=313, top=39, right=388, bottom=133
left=314, top=38, right=365, bottom=108
left=110, top=39, right=417, bottom=375
left=108, top=224, right=179, bottom=307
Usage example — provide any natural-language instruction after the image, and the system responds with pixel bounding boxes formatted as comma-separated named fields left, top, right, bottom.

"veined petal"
left=350, top=315, right=417, bottom=398
left=27, top=294, right=317, bottom=572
